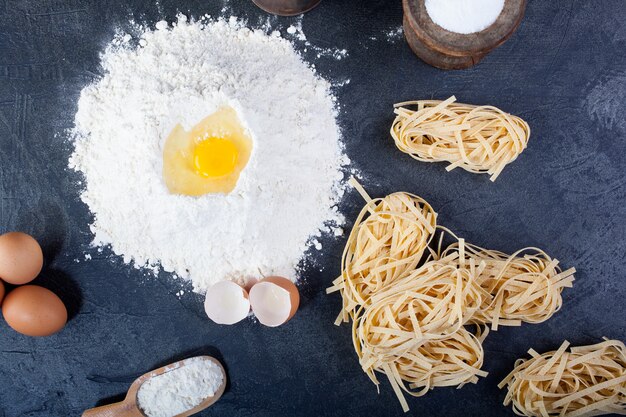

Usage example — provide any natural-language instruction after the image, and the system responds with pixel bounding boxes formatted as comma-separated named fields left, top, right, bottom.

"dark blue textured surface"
left=1, top=0, right=625, bottom=416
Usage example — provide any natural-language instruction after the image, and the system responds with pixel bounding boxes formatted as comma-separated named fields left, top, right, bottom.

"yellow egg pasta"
left=352, top=256, right=490, bottom=412
left=328, top=180, right=575, bottom=413
left=359, top=255, right=484, bottom=346
left=434, top=228, right=576, bottom=330
left=499, top=339, right=626, bottom=417
left=390, top=96, right=530, bottom=181
left=375, top=326, right=489, bottom=413
left=327, top=177, right=437, bottom=325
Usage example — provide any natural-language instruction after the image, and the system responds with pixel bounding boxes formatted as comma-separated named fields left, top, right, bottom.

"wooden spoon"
left=82, top=356, right=226, bottom=417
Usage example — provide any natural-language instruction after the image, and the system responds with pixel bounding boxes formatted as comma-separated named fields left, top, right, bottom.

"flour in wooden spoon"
left=69, top=16, right=349, bottom=293
left=137, top=358, right=223, bottom=417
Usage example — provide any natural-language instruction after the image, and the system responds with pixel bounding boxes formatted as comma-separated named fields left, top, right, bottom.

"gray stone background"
left=0, top=0, right=624, bottom=416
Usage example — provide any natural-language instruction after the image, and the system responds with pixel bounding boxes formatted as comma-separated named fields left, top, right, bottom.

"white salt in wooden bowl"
left=402, top=0, right=527, bottom=70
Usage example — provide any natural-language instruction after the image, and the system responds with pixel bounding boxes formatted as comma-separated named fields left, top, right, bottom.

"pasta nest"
left=327, top=182, right=576, bottom=413
left=499, top=339, right=626, bottom=417
left=356, top=256, right=484, bottom=358
left=332, top=190, right=437, bottom=321
left=437, top=238, right=576, bottom=330
left=374, top=327, right=488, bottom=408
left=391, top=96, right=531, bottom=182
left=353, top=256, right=489, bottom=408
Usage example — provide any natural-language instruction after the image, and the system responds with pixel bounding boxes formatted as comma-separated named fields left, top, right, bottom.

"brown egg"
left=2, top=285, right=67, bottom=337
left=0, top=232, right=44, bottom=285
left=0, top=280, right=4, bottom=305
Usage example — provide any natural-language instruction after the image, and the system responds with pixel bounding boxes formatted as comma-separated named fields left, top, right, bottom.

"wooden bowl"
left=402, top=0, right=527, bottom=69
left=252, top=0, right=321, bottom=16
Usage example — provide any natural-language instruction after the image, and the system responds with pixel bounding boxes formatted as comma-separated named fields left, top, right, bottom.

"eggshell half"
left=204, top=281, right=250, bottom=325
left=0, top=232, right=44, bottom=285
left=249, top=276, right=300, bottom=327
left=2, top=285, right=67, bottom=337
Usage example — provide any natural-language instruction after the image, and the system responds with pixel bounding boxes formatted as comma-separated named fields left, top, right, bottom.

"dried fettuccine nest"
left=353, top=255, right=489, bottom=412
left=376, top=326, right=489, bottom=413
left=435, top=230, right=576, bottom=330
left=328, top=178, right=437, bottom=323
left=499, top=339, right=626, bottom=417
left=391, top=96, right=530, bottom=182
left=327, top=180, right=576, bottom=413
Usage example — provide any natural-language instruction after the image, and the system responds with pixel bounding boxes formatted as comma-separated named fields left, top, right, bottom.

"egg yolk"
left=162, top=106, right=253, bottom=196
left=193, top=138, right=239, bottom=178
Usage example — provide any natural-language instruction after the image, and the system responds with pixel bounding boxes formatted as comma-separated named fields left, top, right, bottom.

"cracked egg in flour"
left=163, top=106, right=253, bottom=196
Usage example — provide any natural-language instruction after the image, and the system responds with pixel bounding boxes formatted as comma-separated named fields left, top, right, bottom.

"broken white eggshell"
left=249, top=276, right=300, bottom=327
left=204, top=281, right=250, bottom=325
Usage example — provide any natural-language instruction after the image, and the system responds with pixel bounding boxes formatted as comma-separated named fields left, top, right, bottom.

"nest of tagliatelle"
left=327, top=178, right=576, bottom=412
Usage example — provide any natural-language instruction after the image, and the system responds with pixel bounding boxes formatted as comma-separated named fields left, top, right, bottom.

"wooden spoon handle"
left=82, top=401, right=143, bottom=417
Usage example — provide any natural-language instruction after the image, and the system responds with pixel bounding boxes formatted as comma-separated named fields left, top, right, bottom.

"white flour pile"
left=69, top=15, right=349, bottom=293
left=137, top=357, right=223, bottom=417
left=425, top=0, right=505, bottom=34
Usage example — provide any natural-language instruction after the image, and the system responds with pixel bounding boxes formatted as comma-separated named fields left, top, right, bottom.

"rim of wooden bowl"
left=403, top=0, right=527, bottom=57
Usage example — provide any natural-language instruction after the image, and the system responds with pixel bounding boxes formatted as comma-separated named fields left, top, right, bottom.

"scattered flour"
left=385, top=26, right=404, bottom=43
left=282, top=17, right=347, bottom=60
left=284, top=18, right=307, bottom=41
left=322, top=48, right=348, bottom=60
left=586, top=70, right=626, bottom=131
left=137, top=357, right=223, bottom=417
left=365, top=26, right=403, bottom=45
left=69, top=15, right=349, bottom=293
left=425, top=0, right=504, bottom=34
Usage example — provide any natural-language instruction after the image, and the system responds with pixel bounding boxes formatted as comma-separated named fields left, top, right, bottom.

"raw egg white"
left=2, top=285, right=67, bottom=337
left=0, top=232, right=43, bottom=285
left=163, top=106, right=253, bottom=196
